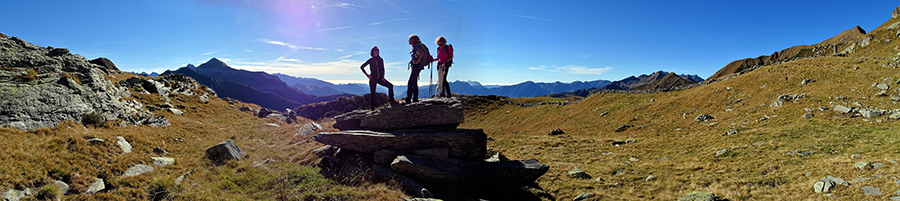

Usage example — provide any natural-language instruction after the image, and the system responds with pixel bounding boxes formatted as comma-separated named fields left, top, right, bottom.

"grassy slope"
left=0, top=73, right=405, bottom=200
left=461, top=56, right=900, bottom=200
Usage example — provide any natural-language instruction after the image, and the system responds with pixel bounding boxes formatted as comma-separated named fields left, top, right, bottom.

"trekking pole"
left=429, top=62, right=433, bottom=98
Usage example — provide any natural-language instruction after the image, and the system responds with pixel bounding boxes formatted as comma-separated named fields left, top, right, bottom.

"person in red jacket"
left=432, top=36, right=453, bottom=98
left=360, top=46, right=395, bottom=108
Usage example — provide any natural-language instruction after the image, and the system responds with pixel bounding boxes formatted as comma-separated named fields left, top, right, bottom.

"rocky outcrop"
left=292, top=93, right=390, bottom=120
left=0, top=34, right=175, bottom=130
left=205, top=139, right=245, bottom=165
left=894, top=6, right=900, bottom=19
left=88, top=57, right=118, bottom=72
left=314, top=98, right=549, bottom=200
left=332, top=98, right=463, bottom=130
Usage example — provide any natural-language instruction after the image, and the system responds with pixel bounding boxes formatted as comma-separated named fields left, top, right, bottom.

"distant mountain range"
left=162, top=58, right=351, bottom=110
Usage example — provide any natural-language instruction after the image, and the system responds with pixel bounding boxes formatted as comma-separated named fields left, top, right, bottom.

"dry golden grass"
left=0, top=81, right=406, bottom=200
left=460, top=56, right=900, bottom=200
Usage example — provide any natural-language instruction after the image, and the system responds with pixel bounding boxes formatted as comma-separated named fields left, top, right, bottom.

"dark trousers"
left=439, top=64, right=451, bottom=97
left=406, top=67, right=422, bottom=102
left=369, top=77, right=393, bottom=108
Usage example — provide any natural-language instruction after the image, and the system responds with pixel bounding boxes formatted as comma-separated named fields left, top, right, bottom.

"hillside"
left=274, top=73, right=369, bottom=96
left=459, top=6, right=900, bottom=200
left=161, top=68, right=304, bottom=110
left=403, top=79, right=613, bottom=98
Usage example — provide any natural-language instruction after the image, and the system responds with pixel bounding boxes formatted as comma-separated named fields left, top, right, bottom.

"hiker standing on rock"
left=406, top=34, right=431, bottom=103
left=360, top=46, right=395, bottom=108
left=432, top=36, right=453, bottom=98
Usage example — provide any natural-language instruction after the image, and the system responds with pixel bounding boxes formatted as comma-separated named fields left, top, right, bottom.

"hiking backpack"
left=414, top=43, right=433, bottom=69
left=442, top=44, right=453, bottom=66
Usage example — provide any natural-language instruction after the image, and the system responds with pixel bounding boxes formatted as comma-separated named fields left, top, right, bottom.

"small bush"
left=149, top=177, right=177, bottom=201
left=35, top=183, right=61, bottom=200
left=81, top=112, right=106, bottom=128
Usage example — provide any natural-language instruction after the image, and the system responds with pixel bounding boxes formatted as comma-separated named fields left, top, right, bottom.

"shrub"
left=35, top=183, right=61, bottom=200
left=149, top=177, right=177, bottom=201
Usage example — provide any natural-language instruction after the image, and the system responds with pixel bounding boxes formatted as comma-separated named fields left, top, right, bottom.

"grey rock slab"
left=87, top=138, right=105, bottom=144
left=314, top=129, right=487, bottom=160
left=834, top=105, right=853, bottom=113
left=311, top=145, right=339, bottom=157
left=54, top=180, right=69, bottom=195
left=151, top=157, right=175, bottom=167
left=167, top=108, right=183, bottom=115
left=877, top=83, right=890, bottom=90
left=3, top=188, right=30, bottom=201
left=814, top=180, right=834, bottom=193
left=851, top=177, right=871, bottom=183
left=568, top=167, right=592, bottom=179
left=390, top=155, right=549, bottom=185
left=333, top=98, right=464, bottom=130
left=873, top=162, right=884, bottom=169
left=205, top=139, right=245, bottom=164
left=859, top=108, right=880, bottom=118
left=862, top=186, right=882, bottom=195
left=485, top=152, right=510, bottom=162
left=614, top=124, right=633, bottom=132
left=152, top=147, right=168, bottom=155
left=116, top=136, right=132, bottom=153
left=856, top=161, right=871, bottom=170
left=295, top=122, right=322, bottom=137
left=548, top=128, right=565, bottom=135
left=573, top=193, right=592, bottom=201
left=124, top=164, right=154, bottom=176
left=84, top=178, right=105, bottom=194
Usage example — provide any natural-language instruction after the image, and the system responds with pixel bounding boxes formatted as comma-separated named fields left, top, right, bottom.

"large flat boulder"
left=332, top=98, right=464, bottom=130
left=314, top=129, right=486, bottom=159
left=205, top=139, right=245, bottom=164
left=390, top=155, right=549, bottom=185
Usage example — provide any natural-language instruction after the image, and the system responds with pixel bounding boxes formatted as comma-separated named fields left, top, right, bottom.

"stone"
left=314, top=129, right=487, bottom=160
left=3, top=188, right=30, bottom=201
left=876, top=90, right=888, bottom=97
left=264, top=123, right=279, bottom=127
left=803, top=113, right=813, bottom=119
left=568, top=167, right=592, bottom=179
left=715, top=149, right=727, bottom=156
left=814, top=180, right=833, bottom=193
left=856, top=161, right=871, bottom=170
left=801, top=79, right=813, bottom=85
left=721, top=129, right=738, bottom=136
left=574, top=193, right=592, bottom=201
left=373, top=149, right=397, bottom=165
left=205, top=139, right=245, bottom=164
left=486, top=152, right=510, bottom=162
left=124, top=164, right=154, bottom=176
left=295, top=122, right=323, bottom=137
left=116, top=136, right=132, bottom=153
left=85, top=178, right=105, bottom=194
left=152, top=147, right=168, bottom=155
left=873, top=162, right=884, bottom=169
left=694, top=114, right=713, bottom=122
left=677, top=191, right=719, bottom=201
left=390, top=155, right=549, bottom=185
left=312, top=145, right=339, bottom=157
left=625, top=139, right=637, bottom=143
left=834, top=105, right=853, bottom=113
left=862, top=186, right=882, bottom=195
left=877, top=83, right=890, bottom=90
left=332, top=98, right=464, bottom=130
left=614, top=124, right=633, bottom=132
left=87, top=138, right=105, bottom=144
left=770, top=94, right=793, bottom=107
left=895, top=5, right=900, bottom=19
left=151, top=157, right=175, bottom=167
left=891, top=113, right=900, bottom=120
left=167, top=108, right=183, bottom=115
left=257, top=108, right=273, bottom=118
left=266, top=113, right=287, bottom=122
left=818, top=106, right=830, bottom=111
left=252, top=158, right=275, bottom=166
left=239, top=106, right=253, bottom=112
left=549, top=128, right=565, bottom=135
left=415, top=147, right=449, bottom=158
left=645, top=175, right=656, bottom=182
left=859, top=108, right=880, bottom=118
left=851, top=177, right=871, bottom=183
left=53, top=180, right=69, bottom=195
left=89, top=57, right=119, bottom=71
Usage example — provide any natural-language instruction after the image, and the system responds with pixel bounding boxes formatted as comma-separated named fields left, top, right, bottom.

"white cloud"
left=316, top=26, right=353, bottom=32
left=244, top=49, right=252, bottom=52
left=340, top=51, right=367, bottom=59
left=330, top=2, right=364, bottom=11
left=368, top=18, right=411, bottom=26
left=228, top=59, right=363, bottom=76
left=528, top=65, right=612, bottom=75
left=258, top=39, right=328, bottom=51
left=276, top=56, right=302, bottom=63
left=487, top=13, right=558, bottom=22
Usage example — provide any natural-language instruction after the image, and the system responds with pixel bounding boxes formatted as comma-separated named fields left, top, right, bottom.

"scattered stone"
left=851, top=177, right=871, bottom=183
left=151, top=157, right=175, bottom=167
left=813, top=176, right=849, bottom=193
left=167, top=108, right=183, bottom=115
left=694, top=114, right=713, bottom=122
left=801, top=79, right=813, bottom=85
left=152, top=147, right=168, bottom=155
left=715, top=149, right=727, bottom=156
left=549, top=128, right=565, bottom=135
left=876, top=90, right=888, bottom=97
left=573, top=193, right=592, bottom=201
left=568, top=167, right=592, bottom=179
left=252, top=158, right=275, bottom=166
left=852, top=154, right=861, bottom=158
left=625, top=139, right=637, bottom=143
left=205, top=139, right=245, bottom=164
left=856, top=161, right=871, bottom=170
left=239, top=106, right=252, bottom=112
left=87, top=138, right=105, bottom=144
left=770, top=94, right=793, bottom=107
left=803, top=113, right=813, bottom=119
left=677, top=191, right=719, bottom=201
left=85, top=178, right=105, bottom=194
left=876, top=83, right=890, bottom=90
left=818, top=106, right=830, bottom=111
left=3, top=188, right=31, bottom=201
left=295, top=122, right=323, bottom=137
left=891, top=113, right=900, bottom=120
left=116, top=136, right=132, bottom=153
left=124, top=164, right=154, bottom=176
left=312, top=145, right=339, bottom=158
left=834, top=105, right=853, bottom=113
left=873, top=162, right=884, bottom=169
left=757, top=115, right=769, bottom=122
left=264, top=123, right=279, bottom=127
left=53, top=180, right=69, bottom=195
left=804, top=108, right=815, bottom=112
left=862, top=186, right=882, bottom=195
left=721, top=129, right=738, bottom=136
left=485, top=152, right=510, bottom=162
left=859, top=108, right=880, bottom=118
left=614, top=124, right=633, bottom=132
left=656, top=156, right=669, bottom=161
left=645, top=175, right=656, bottom=182
left=611, top=141, right=626, bottom=146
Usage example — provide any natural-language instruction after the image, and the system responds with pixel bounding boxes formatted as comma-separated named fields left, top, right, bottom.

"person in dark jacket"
left=360, top=46, right=395, bottom=108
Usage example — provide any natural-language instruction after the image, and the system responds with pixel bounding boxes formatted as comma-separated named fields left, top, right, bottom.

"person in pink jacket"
left=432, top=36, right=453, bottom=98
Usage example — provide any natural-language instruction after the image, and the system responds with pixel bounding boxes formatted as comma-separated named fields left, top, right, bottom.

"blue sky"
left=2, top=0, right=898, bottom=85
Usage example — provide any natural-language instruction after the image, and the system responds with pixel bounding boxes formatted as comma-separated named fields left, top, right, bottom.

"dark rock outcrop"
left=206, top=139, right=245, bottom=165
left=314, top=129, right=486, bottom=160
left=89, top=57, right=118, bottom=71
left=332, top=98, right=463, bottom=130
